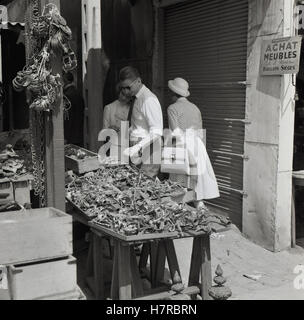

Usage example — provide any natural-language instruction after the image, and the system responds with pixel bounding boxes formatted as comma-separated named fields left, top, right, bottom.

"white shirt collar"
left=135, top=85, right=146, bottom=99
left=177, top=97, right=187, bottom=101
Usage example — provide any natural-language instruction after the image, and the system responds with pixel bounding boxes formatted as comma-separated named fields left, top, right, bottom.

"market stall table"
left=65, top=189, right=197, bottom=298
left=64, top=161, right=230, bottom=300
left=67, top=195, right=230, bottom=300
left=89, top=221, right=215, bottom=300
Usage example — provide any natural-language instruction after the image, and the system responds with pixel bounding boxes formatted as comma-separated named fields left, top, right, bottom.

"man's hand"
left=123, top=144, right=141, bottom=157
left=123, top=145, right=142, bottom=165
left=130, top=154, right=142, bottom=166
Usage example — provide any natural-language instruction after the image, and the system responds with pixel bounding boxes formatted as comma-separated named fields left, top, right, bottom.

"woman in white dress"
left=166, top=77, right=220, bottom=209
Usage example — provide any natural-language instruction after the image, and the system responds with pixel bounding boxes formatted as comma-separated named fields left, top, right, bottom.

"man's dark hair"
left=119, top=66, right=140, bottom=82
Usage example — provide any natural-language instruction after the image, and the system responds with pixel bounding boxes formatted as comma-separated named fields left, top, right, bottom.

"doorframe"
left=0, top=32, right=3, bottom=132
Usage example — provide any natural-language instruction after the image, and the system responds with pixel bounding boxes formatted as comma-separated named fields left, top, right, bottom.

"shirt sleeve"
left=103, top=104, right=111, bottom=129
left=142, top=97, right=163, bottom=136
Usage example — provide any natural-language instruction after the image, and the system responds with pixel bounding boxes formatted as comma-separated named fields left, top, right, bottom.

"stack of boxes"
left=0, top=207, right=84, bottom=300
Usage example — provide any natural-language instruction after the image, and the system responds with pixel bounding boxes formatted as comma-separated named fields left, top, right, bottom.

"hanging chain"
left=29, top=110, right=47, bottom=207
left=38, top=111, right=46, bottom=208
left=27, top=0, right=47, bottom=207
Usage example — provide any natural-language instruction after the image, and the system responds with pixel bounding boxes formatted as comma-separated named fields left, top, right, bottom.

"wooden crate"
left=0, top=207, right=72, bottom=265
left=0, top=180, right=13, bottom=201
left=12, top=175, right=33, bottom=205
left=13, top=180, right=30, bottom=205
left=65, top=144, right=100, bottom=174
left=7, top=256, right=77, bottom=300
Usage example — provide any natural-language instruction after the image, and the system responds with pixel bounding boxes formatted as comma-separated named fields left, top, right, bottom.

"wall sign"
left=260, top=36, right=302, bottom=75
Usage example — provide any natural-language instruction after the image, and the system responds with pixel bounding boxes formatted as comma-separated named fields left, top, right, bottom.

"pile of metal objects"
left=0, top=199, right=22, bottom=213
left=65, top=145, right=93, bottom=161
left=0, top=142, right=32, bottom=179
left=66, top=165, right=231, bottom=237
left=92, top=201, right=230, bottom=237
left=66, top=166, right=185, bottom=217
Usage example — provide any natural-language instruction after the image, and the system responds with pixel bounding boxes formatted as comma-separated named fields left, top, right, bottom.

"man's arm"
left=125, top=97, right=163, bottom=157
left=138, top=97, right=163, bottom=149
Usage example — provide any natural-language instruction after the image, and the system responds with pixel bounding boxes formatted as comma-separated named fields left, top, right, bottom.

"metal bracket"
left=210, top=150, right=250, bottom=160
left=204, top=117, right=251, bottom=124
left=218, top=184, right=248, bottom=197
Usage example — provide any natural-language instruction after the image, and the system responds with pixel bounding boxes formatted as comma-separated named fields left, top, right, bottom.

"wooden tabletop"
left=89, top=221, right=230, bottom=245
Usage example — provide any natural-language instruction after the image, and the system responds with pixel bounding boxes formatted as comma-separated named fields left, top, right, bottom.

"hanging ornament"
left=13, top=1, right=77, bottom=207
left=31, top=15, right=50, bottom=39
left=12, top=3, right=77, bottom=113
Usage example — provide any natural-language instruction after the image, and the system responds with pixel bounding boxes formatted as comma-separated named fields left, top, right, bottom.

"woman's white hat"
left=168, top=78, right=190, bottom=97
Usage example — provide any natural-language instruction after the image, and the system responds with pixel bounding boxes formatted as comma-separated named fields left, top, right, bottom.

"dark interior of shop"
left=294, top=35, right=304, bottom=247
left=1, top=28, right=27, bottom=131
left=101, top=0, right=154, bottom=105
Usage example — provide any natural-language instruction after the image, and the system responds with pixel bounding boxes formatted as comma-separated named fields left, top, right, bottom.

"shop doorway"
left=160, top=0, right=248, bottom=228
left=293, top=36, right=304, bottom=248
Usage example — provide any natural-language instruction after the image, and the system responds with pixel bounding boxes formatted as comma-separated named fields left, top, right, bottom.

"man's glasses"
left=121, top=79, right=138, bottom=91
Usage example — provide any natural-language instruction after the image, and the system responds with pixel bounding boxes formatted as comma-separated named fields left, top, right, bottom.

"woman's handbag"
left=161, top=147, right=191, bottom=175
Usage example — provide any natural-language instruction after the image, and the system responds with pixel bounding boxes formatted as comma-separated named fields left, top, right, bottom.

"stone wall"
left=243, top=0, right=296, bottom=252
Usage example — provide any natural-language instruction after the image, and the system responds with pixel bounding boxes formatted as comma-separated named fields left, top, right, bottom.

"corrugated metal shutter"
left=164, top=0, right=248, bottom=227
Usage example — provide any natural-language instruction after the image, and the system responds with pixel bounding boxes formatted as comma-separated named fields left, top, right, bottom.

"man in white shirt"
left=120, top=66, right=163, bottom=178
